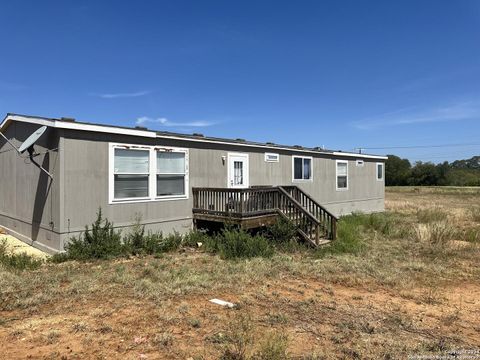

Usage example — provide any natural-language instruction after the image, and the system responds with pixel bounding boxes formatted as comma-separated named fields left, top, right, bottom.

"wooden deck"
left=192, top=186, right=337, bottom=246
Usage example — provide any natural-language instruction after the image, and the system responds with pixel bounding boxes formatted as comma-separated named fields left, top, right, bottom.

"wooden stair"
left=276, top=186, right=337, bottom=246
left=192, top=186, right=338, bottom=247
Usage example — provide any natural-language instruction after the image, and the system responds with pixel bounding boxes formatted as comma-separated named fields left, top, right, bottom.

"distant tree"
left=385, top=155, right=411, bottom=186
left=435, top=161, right=450, bottom=186
left=409, top=162, right=440, bottom=186
left=384, top=154, right=480, bottom=187
left=451, top=156, right=480, bottom=170
left=446, top=169, right=480, bottom=186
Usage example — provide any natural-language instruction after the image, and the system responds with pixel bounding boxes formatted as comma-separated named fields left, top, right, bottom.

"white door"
left=228, top=153, right=249, bottom=188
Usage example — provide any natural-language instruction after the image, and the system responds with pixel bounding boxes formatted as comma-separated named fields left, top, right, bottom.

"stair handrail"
left=280, top=186, right=338, bottom=220
left=276, top=187, right=321, bottom=225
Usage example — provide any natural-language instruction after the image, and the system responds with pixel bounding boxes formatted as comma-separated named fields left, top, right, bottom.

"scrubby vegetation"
left=53, top=209, right=124, bottom=262
left=50, top=209, right=402, bottom=263
left=204, top=228, right=274, bottom=260
left=0, top=240, right=43, bottom=271
left=52, top=210, right=210, bottom=262
left=1, top=187, right=480, bottom=359
left=51, top=209, right=285, bottom=262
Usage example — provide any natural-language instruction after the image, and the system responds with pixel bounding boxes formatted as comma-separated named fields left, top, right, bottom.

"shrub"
left=413, top=221, right=456, bottom=258
left=123, top=214, right=146, bottom=255
left=183, top=229, right=210, bottom=247
left=206, top=228, right=274, bottom=260
left=315, top=214, right=365, bottom=257
left=53, top=208, right=124, bottom=261
left=0, top=240, right=43, bottom=271
left=158, top=231, right=183, bottom=252
left=413, top=222, right=455, bottom=246
left=221, top=314, right=254, bottom=360
left=463, top=228, right=480, bottom=243
left=142, top=231, right=164, bottom=254
left=265, top=218, right=298, bottom=244
left=363, top=213, right=395, bottom=236
left=253, top=332, right=289, bottom=360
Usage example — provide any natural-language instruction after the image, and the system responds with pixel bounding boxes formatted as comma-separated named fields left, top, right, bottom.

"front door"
left=228, top=153, right=249, bottom=188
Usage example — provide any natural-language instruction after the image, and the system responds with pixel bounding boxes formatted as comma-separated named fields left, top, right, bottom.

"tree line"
left=385, top=155, right=480, bottom=186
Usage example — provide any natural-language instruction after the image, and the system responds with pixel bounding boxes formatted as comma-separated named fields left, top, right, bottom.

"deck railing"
left=192, top=186, right=338, bottom=244
left=192, top=187, right=279, bottom=218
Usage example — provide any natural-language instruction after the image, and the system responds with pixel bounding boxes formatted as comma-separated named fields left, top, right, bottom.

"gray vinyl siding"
left=0, top=122, right=384, bottom=252
left=59, top=130, right=384, bottom=250
left=0, top=122, right=62, bottom=253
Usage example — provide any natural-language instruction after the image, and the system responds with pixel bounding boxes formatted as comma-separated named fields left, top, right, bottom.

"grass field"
left=1, top=187, right=480, bottom=359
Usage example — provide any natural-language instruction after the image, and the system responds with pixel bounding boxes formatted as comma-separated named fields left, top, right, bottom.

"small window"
left=114, top=149, right=150, bottom=199
left=265, top=152, right=279, bottom=162
left=157, top=151, right=186, bottom=196
left=293, top=156, right=312, bottom=181
left=377, top=162, right=384, bottom=181
left=356, top=160, right=364, bottom=167
left=336, top=160, right=348, bottom=190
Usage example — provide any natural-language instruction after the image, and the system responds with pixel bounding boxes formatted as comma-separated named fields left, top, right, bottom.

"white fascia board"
left=1, top=114, right=157, bottom=138
left=332, top=151, right=388, bottom=160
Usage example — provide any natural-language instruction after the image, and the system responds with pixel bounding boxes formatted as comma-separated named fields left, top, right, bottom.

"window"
left=377, top=162, right=384, bottom=181
left=233, top=161, right=244, bottom=185
left=336, top=160, right=348, bottom=190
left=109, top=143, right=188, bottom=203
left=265, top=152, right=279, bottom=162
left=157, top=152, right=186, bottom=196
left=356, top=159, right=364, bottom=167
left=114, top=149, right=150, bottom=199
left=292, top=156, right=312, bottom=181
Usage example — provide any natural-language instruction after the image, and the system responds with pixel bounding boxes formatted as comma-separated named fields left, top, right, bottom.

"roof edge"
left=1, top=113, right=388, bottom=160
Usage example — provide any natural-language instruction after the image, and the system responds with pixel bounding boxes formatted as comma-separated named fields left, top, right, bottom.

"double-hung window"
left=292, top=156, right=312, bottom=181
left=113, top=148, right=150, bottom=199
left=376, top=162, right=384, bottom=181
left=336, top=160, right=348, bottom=190
left=157, top=151, right=186, bottom=196
left=110, top=144, right=188, bottom=203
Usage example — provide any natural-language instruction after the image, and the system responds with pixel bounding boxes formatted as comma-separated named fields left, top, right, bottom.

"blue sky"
left=1, top=0, right=479, bottom=163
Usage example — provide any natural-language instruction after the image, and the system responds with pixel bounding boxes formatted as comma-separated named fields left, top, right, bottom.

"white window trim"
left=336, top=160, right=349, bottom=191
left=292, top=156, right=313, bottom=182
left=109, top=142, right=189, bottom=204
left=264, top=152, right=279, bottom=163
left=376, top=162, right=384, bottom=181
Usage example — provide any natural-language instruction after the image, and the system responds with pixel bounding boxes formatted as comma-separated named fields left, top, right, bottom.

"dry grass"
left=1, top=187, right=480, bottom=359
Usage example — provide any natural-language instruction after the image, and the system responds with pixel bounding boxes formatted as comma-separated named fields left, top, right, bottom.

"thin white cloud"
left=93, top=90, right=151, bottom=99
left=351, top=100, right=480, bottom=130
left=136, top=116, right=215, bottom=128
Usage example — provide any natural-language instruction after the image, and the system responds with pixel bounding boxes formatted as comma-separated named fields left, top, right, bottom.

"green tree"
left=409, top=162, right=440, bottom=186
left=385, top=155, right=411, bottom=186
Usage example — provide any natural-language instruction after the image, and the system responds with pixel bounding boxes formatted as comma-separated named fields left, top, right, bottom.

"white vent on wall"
left=265, top=152, right=280, bottom=162
left=356, top=160, right=364, bottom=167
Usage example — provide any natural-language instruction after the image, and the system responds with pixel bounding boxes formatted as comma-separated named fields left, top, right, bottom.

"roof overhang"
left=1, top=113, right=388, bottom=160
left=1, top=114, right=156, bottom=138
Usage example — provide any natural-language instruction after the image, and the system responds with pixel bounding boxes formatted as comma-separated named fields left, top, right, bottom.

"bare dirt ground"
left=1, top=187, right=479, bottom=359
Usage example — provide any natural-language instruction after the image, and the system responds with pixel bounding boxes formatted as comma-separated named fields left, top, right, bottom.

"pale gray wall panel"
left=0, top=122, right=61, bottom=252
left=62, top=130, right=384, bottom=237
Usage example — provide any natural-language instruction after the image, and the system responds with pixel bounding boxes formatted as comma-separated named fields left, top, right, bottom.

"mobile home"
left=0, top=113, right=386, bottom=253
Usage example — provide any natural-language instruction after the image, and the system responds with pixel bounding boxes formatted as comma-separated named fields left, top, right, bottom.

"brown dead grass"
left=1, top=187, right=480, bottom=359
